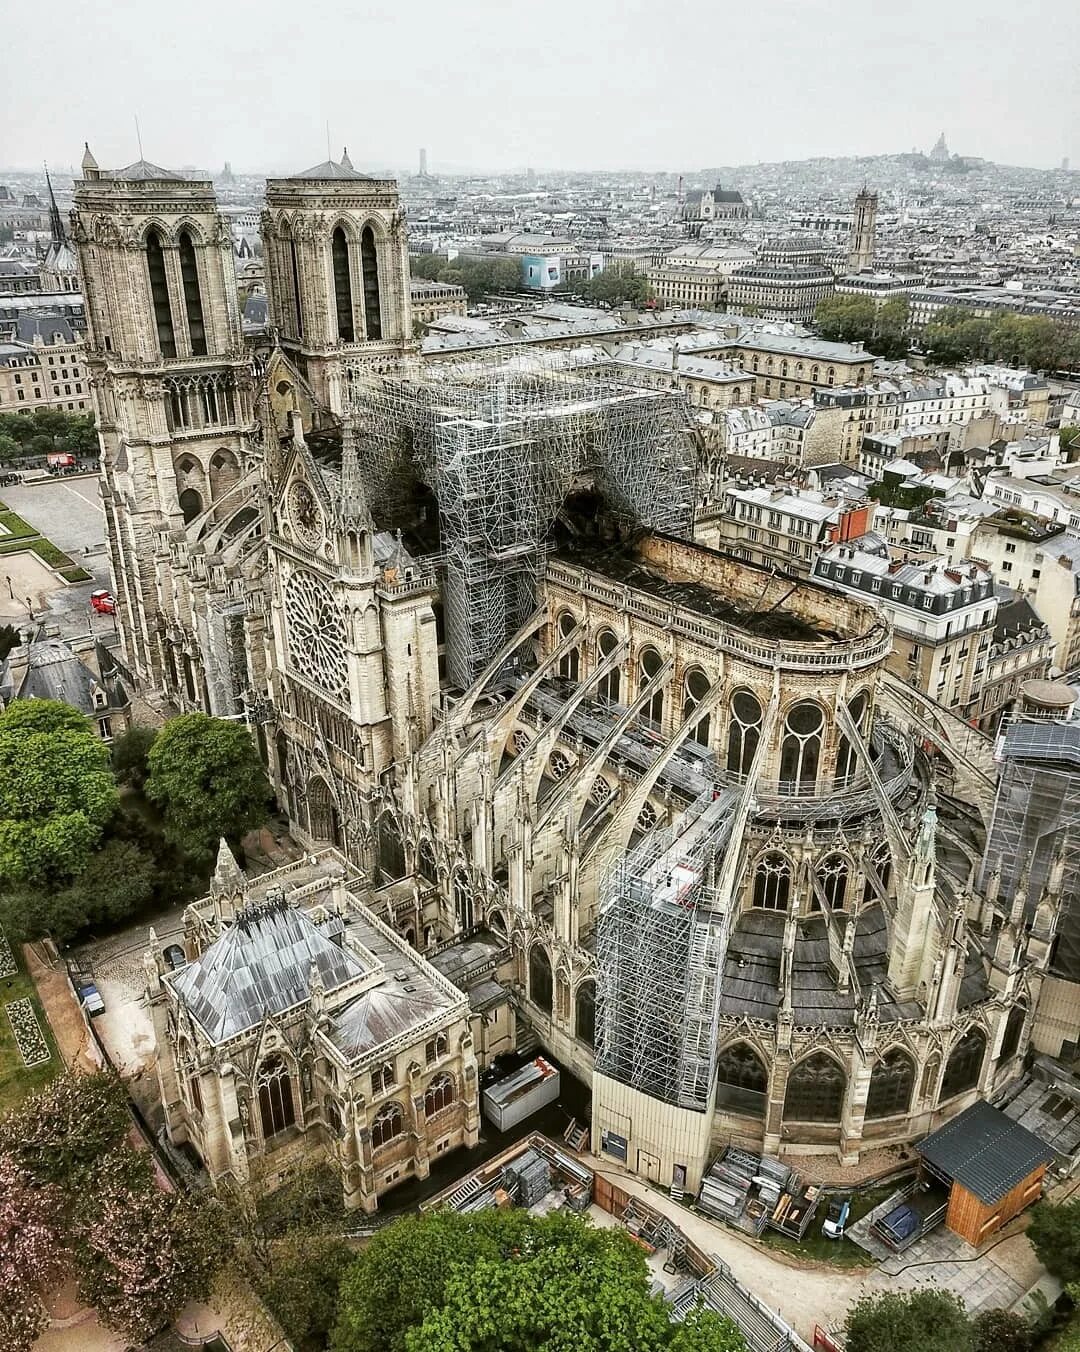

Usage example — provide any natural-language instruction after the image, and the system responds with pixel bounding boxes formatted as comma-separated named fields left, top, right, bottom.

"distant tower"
left=848, top=185, right=878, bottom=273
left=419, top=147, right=428, bottom=177
left=930, top=131, right=949, bottom=162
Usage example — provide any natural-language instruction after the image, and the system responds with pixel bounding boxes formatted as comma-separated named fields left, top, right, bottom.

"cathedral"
left=70, top=150, right=1058, bottom=1208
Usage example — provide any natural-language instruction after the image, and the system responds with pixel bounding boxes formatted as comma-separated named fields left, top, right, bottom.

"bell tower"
left=848, top=185, right=878, bottom=274
left=261, top=151, right=414, bottom=412
left=72, top=148, right=254, bottom=691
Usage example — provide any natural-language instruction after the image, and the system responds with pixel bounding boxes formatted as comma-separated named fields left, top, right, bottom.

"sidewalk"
left=578, top=1150, right=869, bottom=1340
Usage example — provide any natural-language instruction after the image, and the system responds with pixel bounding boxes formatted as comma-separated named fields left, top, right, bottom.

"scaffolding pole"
left=340, top=350, right=698, bottom=688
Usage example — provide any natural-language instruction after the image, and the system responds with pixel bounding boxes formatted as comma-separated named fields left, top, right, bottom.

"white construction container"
left=482, top=1057, right=561, bottom=1131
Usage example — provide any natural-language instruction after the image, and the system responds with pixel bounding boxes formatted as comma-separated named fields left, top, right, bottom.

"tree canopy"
left=331, top=1209, right=745, bottom=1352
left=920, top=308, right=1080, bottom=371
left=813, top=294, right=910, bottom=358
left=410, top=253, right=522, bottom=303
left=0, top=410, right=98, bottom=461
left=844, top=1289, right=976, bottom=1352
left=1027, top=1199, right=1080, bottom=1284
left=0, top=700, right=118, bottom=886
left=145, top=713, right=269, bottom=862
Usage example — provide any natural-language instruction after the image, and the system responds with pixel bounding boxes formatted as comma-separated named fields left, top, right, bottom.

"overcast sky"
left=6, top=0, right=1079, bottom=175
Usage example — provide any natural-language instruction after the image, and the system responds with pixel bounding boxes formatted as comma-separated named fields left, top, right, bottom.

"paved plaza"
left=1, top=474, right=106, bottom=556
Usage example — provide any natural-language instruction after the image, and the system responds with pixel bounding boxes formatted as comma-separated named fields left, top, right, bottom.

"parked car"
left=163, top=944, right=187, bottom=970
left=79, top=983, right=105, bottom=1017
left=90, top=590, right=116, bottom=615
left=822, top=1194, right=851, bottom=1239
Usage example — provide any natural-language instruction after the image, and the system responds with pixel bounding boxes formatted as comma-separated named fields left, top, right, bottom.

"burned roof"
left=917, top=1100, right=1055, bottom=1205
left=169, top=895, right=369, bottom=1043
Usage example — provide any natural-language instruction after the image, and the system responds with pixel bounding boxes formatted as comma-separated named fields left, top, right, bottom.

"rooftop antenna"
left=326, top=121, right=332, bottom=161
left=134, top=113, right=144, bottom=160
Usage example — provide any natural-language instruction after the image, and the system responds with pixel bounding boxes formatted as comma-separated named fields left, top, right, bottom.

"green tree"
left=110, top=725, right=158, bottom=791
left=814, top=295, right=875, bottom=344
left=845, top=1289, right=975, bottom=1352
left=45, top=837, right=158, bottom=940
left=0, top=1154, right=66, bottom=1352
left=972, top=1307, right=1032, bottom=1352
left=1059, top=425, right=1080, bottom=459
left=71, top=1149, right=229, bottom=1344
left=0, top=700, right=118, bottom=887
left=1027, top=1199, right=1080, bottom=1283
left=145, top=713, right=269, bottom=863
left=0, top=1071, right=131, bottom=1187
left=258, top=1233, right=355, bottom=1352
left=669, top=1308, right=747, bottom=1352
left=586, top=262, right=652, bottom=308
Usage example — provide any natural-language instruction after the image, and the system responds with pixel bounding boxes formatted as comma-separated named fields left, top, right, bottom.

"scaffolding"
left=340, top=351, right=698, bottom=688
left=594, top=787, right=740, bottom=1111
left=981, top=718, right=1080, bottom=981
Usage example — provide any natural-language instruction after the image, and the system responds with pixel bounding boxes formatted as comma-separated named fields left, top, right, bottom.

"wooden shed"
left=916, top=1100, right=1055, bottom=1247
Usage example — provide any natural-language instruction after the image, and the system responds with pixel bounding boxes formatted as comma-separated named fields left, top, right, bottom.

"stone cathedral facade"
left=72, top=151, right=1056, bottom=1205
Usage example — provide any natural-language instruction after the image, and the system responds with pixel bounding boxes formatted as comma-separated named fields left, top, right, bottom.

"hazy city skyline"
left=6, top=0, right=1079, bottom=175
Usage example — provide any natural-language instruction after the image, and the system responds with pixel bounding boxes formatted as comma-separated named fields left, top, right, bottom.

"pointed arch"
left=682, top=666, right=712, bottom=746
left=575, top=979, right=596, bottom=1048
left=361, top=224, right=382, bottom=340
left=417, top=837, right=438, bottom=883
left=209, top=448, right=240, bottom=500
left=377, top=813, right=406, bottom=880
left=178, top=487, right=204, bottom=524
left=727, top=688, right=761, bottom=776
left=941, top=1026, right=986, bottom=1100
left=145, top=227, right=176, bottom=358
left=780, top=701, right=824, bottom=791
left=331, top=225, right=355, bottom=342
left=256, top=1053, right=295, bottom=1139
left=595, top=628, right=621, bottom=703
left=865, top=1047, right=915, bottom=1119
left=715, top=1041, right=768, bottom=1116
left=752, top=850, right=791, bottom=911
left=784, top=1052, right=846, bottom=1122
left=452, top=870, right=473, bottom=931
left=309, top=776, right=341, bottom=848
left=529, top=944, right=553, bottom=1015
left=557, top=611, right=580, bottom=682
left=371, top=1101, right=404, bottom=1149
left=424, top=1073, right=454, bottom=1117
left=177, top=229, right=207, bottom=356
left=638, top=645, right=664, bottom=727
left=999, top=1005, right=1027, bottom=1064
left=815, top=853, right=850, bottom=911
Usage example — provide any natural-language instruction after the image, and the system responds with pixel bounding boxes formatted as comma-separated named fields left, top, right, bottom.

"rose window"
left=284, top=571, right=348, bottom=698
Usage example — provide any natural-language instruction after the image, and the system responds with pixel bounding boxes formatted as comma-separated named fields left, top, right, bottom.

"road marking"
left=63, top=483, right=104, bottom=514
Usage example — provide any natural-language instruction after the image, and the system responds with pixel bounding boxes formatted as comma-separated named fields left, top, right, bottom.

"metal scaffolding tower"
left=981, top=718, right=1080, bottom=980
left=595, top=787, right=740, bottom=1111
left=340, top=352, right=698, bottom=687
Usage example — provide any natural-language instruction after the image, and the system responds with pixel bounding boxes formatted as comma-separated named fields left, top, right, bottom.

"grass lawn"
left=759, top=1182, right=900, bottom=1267
left=0, top=948, right=61, bottom=1119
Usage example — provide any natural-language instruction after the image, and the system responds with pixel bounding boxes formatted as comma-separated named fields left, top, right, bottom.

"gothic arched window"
left=575, top=980, right=596, bottom=1048
left=209, top=448, right=240, bottom=500
left=999, top=1005, right=1027, bottom=1064
left=371, top=1101, right=403, bottom=1149
left=716, top=1042, right=768, bottom=1115
left=177, top=230, right=207, bottom=356
left=453, top=871, right=473, bottom=932
left=178, top=487, right=203, bottom=524
left=836, top=690, right=870, bottom=783
left=257, top=1054, right=295, bottom=1139
left=595, top=629, right=621, bottom=704
left=370, top=1061, right=395, bottom=1096
left=309, top=777, right=341, bottom=848
left=418, top=838, right=437, bottom=883
left=816, top=854, right=850, bottom=911
left=784, top=1053, right=846, bottom=1123
left=530, top=946, right=553, bottom=1015
left=727, top=689, right=762, bottom=777
left=752, top=852, right=791, bottom=911
left=863, top=839, right=893, bottom=905
left=682, top=667, right=712, bottom=746
left=424, top=1074, right=454, bottom=1118
left=361, top=226, right=382, bottom=340
left=865, top=1049, right=915, bottom=1120
left=780, top=702, right=824, bottom=792
left=377, top=814, right=406, bottom=881
left=145, top=228, right=176, bottom=358
left=638, top=646, right=664, bottom=727
left=288, top=236, right=304, bottom=339
left=941, top=1027, right=986, bottom=1100
left=557, top=612, right=579, bottom=682
left=331, top=227, right=355, bottom=342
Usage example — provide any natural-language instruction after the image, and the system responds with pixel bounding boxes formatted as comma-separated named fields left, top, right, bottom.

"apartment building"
left=814, top=540, right=997, bottom=717
left=0, top=315, right=90, bottom=414
left=978, top=593, right=1053, bottom=733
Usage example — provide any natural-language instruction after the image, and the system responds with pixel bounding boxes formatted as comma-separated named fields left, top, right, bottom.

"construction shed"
left=916, top=1100, right=1055, bottom=1247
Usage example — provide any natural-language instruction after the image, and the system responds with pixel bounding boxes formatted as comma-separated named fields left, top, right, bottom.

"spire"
left=211, top=838, right=246, bottom=896
left=81, top=142, right=99, bottom=178
left=341, top=146, right=354, bottom=171
left=44, top=165, right=65, bottom=246
left=337, top=419, right=373, bottom=532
